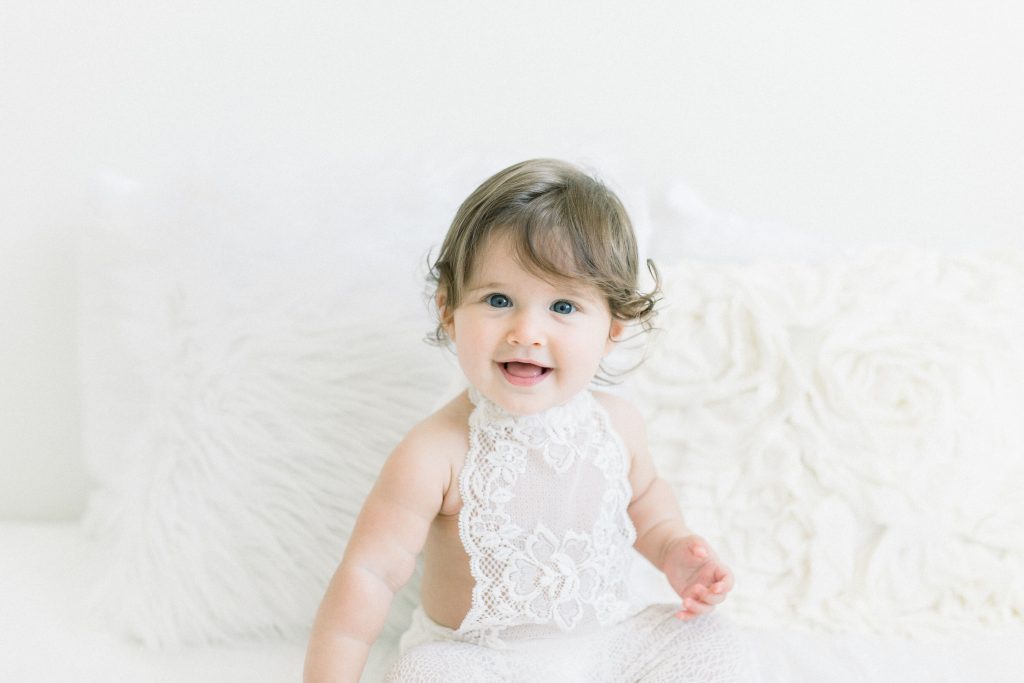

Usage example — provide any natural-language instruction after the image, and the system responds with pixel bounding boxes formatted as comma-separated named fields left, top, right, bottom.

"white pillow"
left=631, top=247, right=1024, bottom=638
left=79, top=163, right=462, bottom=649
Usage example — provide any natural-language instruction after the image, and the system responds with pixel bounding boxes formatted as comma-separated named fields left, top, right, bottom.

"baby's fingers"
left=692, top=585, right=726, bottom=606
left=675, top=597, right=714, bottom=620
left=710, top=569, right=735, bottom=595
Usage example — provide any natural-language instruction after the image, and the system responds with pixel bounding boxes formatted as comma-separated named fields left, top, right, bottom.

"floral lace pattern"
left=456, top=388, right=637, bottom=647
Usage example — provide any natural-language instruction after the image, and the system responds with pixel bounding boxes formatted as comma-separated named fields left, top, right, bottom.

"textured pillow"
left=83, top=299, right=450, bottom=648
left=631, top=248, right=1024, bottom=638
left=79, top=164, right=463, bottom=649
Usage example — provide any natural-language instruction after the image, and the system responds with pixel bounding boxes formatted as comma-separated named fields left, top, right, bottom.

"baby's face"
left=443, top=233, right=623, bottom=415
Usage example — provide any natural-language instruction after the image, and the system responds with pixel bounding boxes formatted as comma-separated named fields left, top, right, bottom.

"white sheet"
left=0, top=521, right=304, bottom=682
left=2, top=521, right=1022, bottom=682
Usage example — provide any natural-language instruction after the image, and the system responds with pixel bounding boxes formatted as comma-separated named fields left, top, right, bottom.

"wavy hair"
left=426, top=158, right=660, bottom=379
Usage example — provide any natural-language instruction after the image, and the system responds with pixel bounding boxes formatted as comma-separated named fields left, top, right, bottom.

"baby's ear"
left=436, top=290, right=455, bottom=340
left=605, top=318, right=626, bottom=354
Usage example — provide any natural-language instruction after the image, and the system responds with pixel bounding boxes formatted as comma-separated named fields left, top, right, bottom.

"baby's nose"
left=507, top=311, right=545, bottom=347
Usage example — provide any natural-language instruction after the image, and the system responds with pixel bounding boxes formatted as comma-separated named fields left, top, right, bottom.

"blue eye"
left=487, top=293, right=511, bottom=308
left=551, top=300, right=576, bottom=315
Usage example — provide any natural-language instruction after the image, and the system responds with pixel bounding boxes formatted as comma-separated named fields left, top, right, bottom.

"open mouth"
left=499, top=361, right=552, bottom=386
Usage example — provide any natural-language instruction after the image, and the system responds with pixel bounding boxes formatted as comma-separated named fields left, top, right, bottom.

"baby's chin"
left=475, top=380, right=591, bottom=416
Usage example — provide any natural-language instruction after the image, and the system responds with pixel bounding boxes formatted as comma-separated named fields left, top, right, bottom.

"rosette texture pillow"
left=632, top=248, right=1024, bottom=638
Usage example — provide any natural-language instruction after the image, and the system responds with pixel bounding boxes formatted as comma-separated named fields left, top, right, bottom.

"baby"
left=305, top=159, right=753, bottom=681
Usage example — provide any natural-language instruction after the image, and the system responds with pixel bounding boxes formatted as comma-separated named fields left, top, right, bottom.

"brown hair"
left=427, top=159, right=660, bottom=363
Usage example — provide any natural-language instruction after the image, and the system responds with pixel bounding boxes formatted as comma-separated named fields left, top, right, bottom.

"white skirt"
left=383, top=603, right=757, bottom=682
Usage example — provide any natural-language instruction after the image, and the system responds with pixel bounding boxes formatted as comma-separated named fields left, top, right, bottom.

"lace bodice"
left=455, top=387, right=637, bottom=647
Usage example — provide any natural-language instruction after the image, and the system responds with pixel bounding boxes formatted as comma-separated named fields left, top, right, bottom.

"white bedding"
left=0, top=521, right=305, bottom=682
left=3, top=521, right=1022, bottom=682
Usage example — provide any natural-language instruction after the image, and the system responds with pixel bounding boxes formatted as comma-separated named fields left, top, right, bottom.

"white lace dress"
left=384, top=388, right=755, bottom=682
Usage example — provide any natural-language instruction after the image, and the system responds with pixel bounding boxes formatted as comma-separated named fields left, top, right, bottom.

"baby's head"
left=430, top=158, right=658, bottom=344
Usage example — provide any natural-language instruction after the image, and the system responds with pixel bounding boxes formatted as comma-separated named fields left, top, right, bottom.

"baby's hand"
left=660, top=534, right=734, bottom=621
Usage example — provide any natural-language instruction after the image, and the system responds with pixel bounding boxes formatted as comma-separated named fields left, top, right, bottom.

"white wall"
left=3, top=1, right=1023, bottom=519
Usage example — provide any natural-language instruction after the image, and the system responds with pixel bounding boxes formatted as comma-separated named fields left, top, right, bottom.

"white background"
left=2, top=1, right=1022, bottom=519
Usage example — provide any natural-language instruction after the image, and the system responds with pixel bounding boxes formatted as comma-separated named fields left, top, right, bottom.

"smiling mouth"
left=499, top=361, right=552, bottom=386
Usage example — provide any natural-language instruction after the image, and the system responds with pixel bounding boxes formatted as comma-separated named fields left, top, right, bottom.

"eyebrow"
left=466, top=281, right=596, bottom=299
left=466, top=282, right=504, bottom=293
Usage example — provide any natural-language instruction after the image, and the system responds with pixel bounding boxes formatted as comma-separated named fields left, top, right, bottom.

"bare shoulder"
left=592, top=390, right=647, bottom=448
left=386, top=390, right=472, bottom=506
left=593, top=390, right=658, bottom=501
left=408, top=390, right=471, bottom=445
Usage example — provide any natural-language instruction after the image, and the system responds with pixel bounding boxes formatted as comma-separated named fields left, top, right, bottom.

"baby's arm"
left=599, top=393, right=734, bottom=620
left=304, top=421, right=451, bottom=682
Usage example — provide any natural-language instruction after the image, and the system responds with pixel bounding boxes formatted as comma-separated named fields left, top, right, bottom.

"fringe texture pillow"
left=79, top=166, right=459, bottom=650
left=82, top=278, right=453, bottom=648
